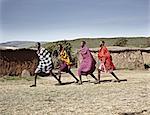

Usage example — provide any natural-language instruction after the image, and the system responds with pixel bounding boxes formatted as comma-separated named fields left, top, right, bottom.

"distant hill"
left=0, top=41, right=46, bottom=48
left=44, top=37, right=150, bottom=50
left=1, top=37, right=150, bottom=49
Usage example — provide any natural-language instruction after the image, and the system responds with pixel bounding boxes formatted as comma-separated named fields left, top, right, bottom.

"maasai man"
left=78, top=41, right=98, bottom=84
left=30, top=42, right=61, bottom=87
left=58, top=44, right=79, bottom=83
left=97, top=41, right=120, bottom=83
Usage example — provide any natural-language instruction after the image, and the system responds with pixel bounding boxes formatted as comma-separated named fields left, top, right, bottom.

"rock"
left=21, top=69, right=30, bottom=77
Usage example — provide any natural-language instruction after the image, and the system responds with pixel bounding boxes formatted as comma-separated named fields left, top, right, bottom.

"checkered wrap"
left=35, top=48, right=53, bottom=74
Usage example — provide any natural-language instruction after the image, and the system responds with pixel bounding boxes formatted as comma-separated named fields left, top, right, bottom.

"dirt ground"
left=0, top=69, right=150, bottom=115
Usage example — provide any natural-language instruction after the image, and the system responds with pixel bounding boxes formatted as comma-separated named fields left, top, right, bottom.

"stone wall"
left=111, top=51, right=144, bottom=69
left=79, top=47, right=150, bottom=70
left=142, top=52, right=150, bottom=65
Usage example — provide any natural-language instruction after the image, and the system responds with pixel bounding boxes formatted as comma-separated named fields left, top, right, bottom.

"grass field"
left=0, top=69, right=150, bottom=115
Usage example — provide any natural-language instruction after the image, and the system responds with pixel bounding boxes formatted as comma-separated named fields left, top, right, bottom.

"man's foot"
left=76, top=81, right=82, bottom=85
left=55, top=81, right=62, bottom=85
left=30, top=84, right=36, bottom=87
left=74, top=80, right=79, bottom=83
left=113, top=79, right=120, bottom=83
left=117, top=80, right=120, bottom=83
left=58, top=81, right=62, bottom=84
left=55, top=83, right=63, bottom=85
left=94, top=80, right=100, bottom=84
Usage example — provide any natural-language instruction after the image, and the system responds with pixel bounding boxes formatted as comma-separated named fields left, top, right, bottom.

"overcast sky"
left=0, top=0, right=149, bottom=43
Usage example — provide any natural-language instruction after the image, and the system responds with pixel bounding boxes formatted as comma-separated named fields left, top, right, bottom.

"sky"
left=0, top=0, right=150, bottom=43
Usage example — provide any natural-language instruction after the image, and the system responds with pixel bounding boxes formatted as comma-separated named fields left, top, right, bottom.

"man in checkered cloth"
left=30, top=42, right=61, bottom=87
left=35, top=46, right=53, bottom=74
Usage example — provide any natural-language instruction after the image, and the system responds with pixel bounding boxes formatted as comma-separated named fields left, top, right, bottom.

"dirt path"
left=0, top=70, right=150, bottom=115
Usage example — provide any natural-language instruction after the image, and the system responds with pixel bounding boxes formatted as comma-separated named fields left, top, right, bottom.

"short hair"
left=82, top=41, right=86, bottom=45
left=53, top=50, right=58, bottom=57
left=102, top=41, right=105, bottom=44
left=58, top=44, right=62, bottom=47
left=37, top=42, right=41, bottom=47
left=100, top=41, right=105, bottom=47
left=58, top=44, right=63, bottom=49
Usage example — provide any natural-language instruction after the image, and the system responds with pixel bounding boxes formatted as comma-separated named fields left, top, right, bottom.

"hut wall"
left=110, top=51, right=144, bottom=70
left=0, top=49, right=38, bottom=76
left=87, top=49, right=149, bottom=70
left=0, top=47, right=149, bottom=76
left=142, top=52, right=150, bottom=65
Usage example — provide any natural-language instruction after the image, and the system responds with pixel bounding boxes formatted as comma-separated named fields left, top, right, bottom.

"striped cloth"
left=35, top=48, right=53, bottom=74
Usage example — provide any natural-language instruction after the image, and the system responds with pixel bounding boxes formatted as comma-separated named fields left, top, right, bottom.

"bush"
left=44, top=40, right=77, bottom=68
left=113, top=39, right=128, bottom=47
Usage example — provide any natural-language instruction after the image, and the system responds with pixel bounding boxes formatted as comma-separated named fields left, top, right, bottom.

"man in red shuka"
left=96, top=41, right=120, bottom=83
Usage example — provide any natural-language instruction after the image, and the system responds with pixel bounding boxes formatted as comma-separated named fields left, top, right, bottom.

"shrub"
left=44, top=40, right=77, bottom=68
left=113, top=39, right=128, bottom=47
left=145, top=39, right=150, bottom=47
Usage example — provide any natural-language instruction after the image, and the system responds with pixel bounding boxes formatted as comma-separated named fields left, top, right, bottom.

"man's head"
left=53, top=50, right=58, bottom=57
left=36, top=42, right=41, bottom=50
left=58, top=44, right=63, bottom=51
left=81, top=41, right=86, bottom=47
left=100, top=41, right=105, bottom=47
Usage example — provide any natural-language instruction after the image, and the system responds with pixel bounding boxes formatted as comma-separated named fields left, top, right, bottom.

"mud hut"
left=0, top=47, right=38, bottom=76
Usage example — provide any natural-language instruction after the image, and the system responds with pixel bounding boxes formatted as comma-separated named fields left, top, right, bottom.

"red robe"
left=98, top=46, right=115, bottom=72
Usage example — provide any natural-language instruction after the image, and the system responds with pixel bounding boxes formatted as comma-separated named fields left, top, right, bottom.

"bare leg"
left=50, top=70, right=62, bottom=84
left=110, top=72, right=120, bottom=82
left=30, top=73, right=37, bottom=87
left=90, top=73, right=98, bottom=81
left=98, top=69, right=101, bottom=82
left=94, top=69, right=101, bottom=84
left=68, top=69, right=79, bottom=83
left=58, top=70, right=61, bottom=82
left=78, top=75, right=82, bottom=85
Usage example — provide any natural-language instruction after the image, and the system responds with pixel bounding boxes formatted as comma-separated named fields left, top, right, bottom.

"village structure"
left=1, top=46, right=150, bottom=77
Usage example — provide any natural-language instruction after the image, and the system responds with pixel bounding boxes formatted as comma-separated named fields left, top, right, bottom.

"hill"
left=1, top=37, right=150, bottom=49
left=44, top=37, right=150, bottom=50
left=0, top=41, right=36, bottom=48
left=0, top=41, right=46, bottom=48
